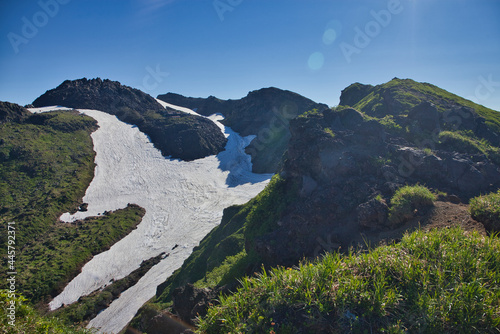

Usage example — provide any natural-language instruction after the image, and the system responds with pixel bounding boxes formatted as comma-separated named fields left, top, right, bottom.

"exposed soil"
left=363, top=200, right=487, bottom=248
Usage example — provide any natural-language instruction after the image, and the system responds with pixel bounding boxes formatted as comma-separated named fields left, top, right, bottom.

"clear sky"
left=1, top=0, right=499, bottom=111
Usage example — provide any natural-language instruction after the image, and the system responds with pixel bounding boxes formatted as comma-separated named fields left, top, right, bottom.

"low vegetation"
left=198, top=227, right=500, bottom=333
left=17, top=205, right=145, bottom=303
left=470, top=190, right=500, bottom=233
left=388, top=185, right=436, bottom=225
left=0, top=291, right=92, bottom=334
left=438, top=131, right=500, bottom=164
left=0, top=110, right=97, bottom=248
left=0, top=110, right=146, bottom=304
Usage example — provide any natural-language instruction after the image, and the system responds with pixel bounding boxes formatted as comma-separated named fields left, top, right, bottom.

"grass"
left=0, top=111, right=97, bottom=248
left=323, top=127, right=335, bottom=138
left=15, top=205, right=145, bottom=303
left=244, top=174, right=297, bottom=243
left=198, top=227, right=500, bottom=334
left=378, top=115, right=403, bottom=134
left=342, top=78, right=500, bottom=134
left=470, top=190, right=500, bottom=233
left=438, top=131, right=500, bottom=164
left=0, top=109, right=145, bottom=305
left=388, top=185, right=437, bottom=225
left=0, top=291, right=93, bottom=334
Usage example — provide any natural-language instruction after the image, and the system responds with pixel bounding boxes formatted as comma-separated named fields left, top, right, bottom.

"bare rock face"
left=407, top=101, right=440, bottom=133
left=32, top=78, right=227, bottom=161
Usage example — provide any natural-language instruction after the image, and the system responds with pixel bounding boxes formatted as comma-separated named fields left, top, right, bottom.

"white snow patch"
left=155, top=98, right=199, bottom=115
left=29, top=106, right=74, bottom=113
left=41, top=105, right=271, bottom=333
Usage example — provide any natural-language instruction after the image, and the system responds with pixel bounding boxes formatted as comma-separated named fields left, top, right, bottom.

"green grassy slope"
left=1, top=291, right=92, bottom=334
left=199, top=227, right=500, bottom=334
left=0, top=111, right=98, bottom=248
left=0, top=107, right=146, bottom=307
left=341, top=78, right=500, bottom=133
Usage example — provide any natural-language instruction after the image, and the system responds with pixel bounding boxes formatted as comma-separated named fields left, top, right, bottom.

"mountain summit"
left=33, top=78, right=228, bottom=161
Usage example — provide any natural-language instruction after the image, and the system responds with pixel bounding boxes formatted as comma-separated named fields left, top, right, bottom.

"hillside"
left=340, top=78, right=500, bottom=145
left=129, top=79, right=500, bottom=333
left=198, top=227, right=500, bottom=333
left=0, top=102, right=146, bottom=305
left=158, top=88, right=328, bottom=173
left=33, top=78, right=227, bottom=161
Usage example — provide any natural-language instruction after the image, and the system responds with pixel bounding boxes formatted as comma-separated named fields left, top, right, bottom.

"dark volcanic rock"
left=172, top=284, right=226, bottom=326
left=339, top=82, right=374, bottom=107
left=357, top=198, right=389, bottom=229
left=33, top=78, right=162, bottom=115
left=407, top=101, right=440, bottom=133
left=158, top=88, right=328, bottom=173
left=247, top=102, right=500, bottom=266
left=32, top=78, right=227, bottom=160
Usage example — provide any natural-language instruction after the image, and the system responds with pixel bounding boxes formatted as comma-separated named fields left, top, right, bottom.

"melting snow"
left=29, top=105, right=272, bottom=333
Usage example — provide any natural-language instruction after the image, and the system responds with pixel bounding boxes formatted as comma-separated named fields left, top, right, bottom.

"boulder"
left=408, top=101, right=440, bottom=133
left=172, top=284, right=226, bottom=325
left=357, top=198, right=389, bottom=228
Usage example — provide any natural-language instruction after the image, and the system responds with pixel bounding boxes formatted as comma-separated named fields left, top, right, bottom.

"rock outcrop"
left=172, top=284, right=228, bottom=326
left=33, top=78, right=227, bottom=161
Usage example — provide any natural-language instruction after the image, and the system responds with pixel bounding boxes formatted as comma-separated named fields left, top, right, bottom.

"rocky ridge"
left=158, top=88, right=328, bottom=173
left=33, top=78, right=227, bottom=161
left=250, top=79, right=500, bottom=265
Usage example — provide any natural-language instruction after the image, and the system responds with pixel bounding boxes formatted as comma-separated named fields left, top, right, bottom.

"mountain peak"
left=32, top=78, right=228, bottom=160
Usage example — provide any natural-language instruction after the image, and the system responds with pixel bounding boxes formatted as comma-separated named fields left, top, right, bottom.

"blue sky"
left=1, top=0, right=499, bottom=111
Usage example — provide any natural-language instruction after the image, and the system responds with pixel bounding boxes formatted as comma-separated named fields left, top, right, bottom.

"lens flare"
left=308, top=52, right=325, bottom=71
left=322, top=28, right=337, bottom=45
